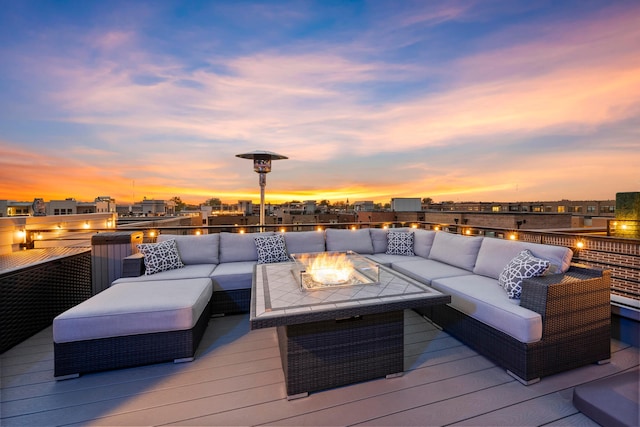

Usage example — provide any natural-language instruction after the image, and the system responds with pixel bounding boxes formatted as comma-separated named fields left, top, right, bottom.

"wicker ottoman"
left=53, top=278, right=212, bottom=379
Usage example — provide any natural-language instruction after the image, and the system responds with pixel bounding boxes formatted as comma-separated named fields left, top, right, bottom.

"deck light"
left=236, top=150, right=288, bottom=230
left=509, top=233, right=517, bottom=240
left=576, top=240, right=585, bottom=249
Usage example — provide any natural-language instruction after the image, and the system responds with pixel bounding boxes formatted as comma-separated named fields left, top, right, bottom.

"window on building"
left=545, top=206, right=552, bottom=212
left=587, top=206, right=596, bottom=213
left=532, top=206, right=543, bottom=212
left=557, top=206, right=566, bottom=213
left=570, top=206, right=583, bottom=213
left=54, top=209, right=60, bottom=215
left=492, top=206, right=501, bottom=212
left=601, top=206, right=615, bottom=213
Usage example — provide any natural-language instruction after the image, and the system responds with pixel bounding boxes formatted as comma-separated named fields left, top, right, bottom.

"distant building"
left=47, top=198, right=77, bottom=216
left=391, top=198, right=422, bottom=212
left=353, top=201, right=375, bottom=212
left=426, top=200, right=616, bottom=217
left=0, top=200, right=32, bottom=217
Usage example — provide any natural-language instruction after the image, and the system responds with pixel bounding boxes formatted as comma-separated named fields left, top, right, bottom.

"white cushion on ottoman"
left=53, top=278, right=212, bottom=343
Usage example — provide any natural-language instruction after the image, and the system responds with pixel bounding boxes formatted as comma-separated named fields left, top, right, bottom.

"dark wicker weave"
left=54, top=300, right=211, bottom=378
left=415, top=265, right=611, bottom=384
left=212, top=289, right=251, bottom=315
left=277, top=311, right=404, bottom=397
left=1, top=251, right=92, bottom=354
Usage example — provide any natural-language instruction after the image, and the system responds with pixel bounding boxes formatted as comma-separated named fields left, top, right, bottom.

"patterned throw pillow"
left=255, top=234, right=290, bottom=264
left=386, top=231, right=415, bottom=256
left=498, top=250, right=550, bottom=299
left=137, top=239, right=184, bottom=275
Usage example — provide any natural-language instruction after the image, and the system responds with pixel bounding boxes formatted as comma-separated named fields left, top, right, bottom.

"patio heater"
left=236, top=150, right=288, bottom=229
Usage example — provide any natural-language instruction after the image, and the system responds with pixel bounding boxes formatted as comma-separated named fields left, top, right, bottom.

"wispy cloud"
left=0, top=1, right=638, bottom=204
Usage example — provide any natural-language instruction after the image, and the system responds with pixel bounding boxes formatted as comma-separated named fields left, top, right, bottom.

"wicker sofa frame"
left=54, top=299, right=211, bottom=378
left=116, top=231, right=612, bottom=385
left=415, top=265, right=611, bottom=384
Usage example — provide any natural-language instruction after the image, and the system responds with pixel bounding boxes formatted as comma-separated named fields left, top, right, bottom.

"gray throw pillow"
left=137, top=239, right=184, bottom=275
left=386, top=231, right=415, bottom=256
left=498, top=250, right=550, bottom=299
left=255, top=234, right=290, bottom=264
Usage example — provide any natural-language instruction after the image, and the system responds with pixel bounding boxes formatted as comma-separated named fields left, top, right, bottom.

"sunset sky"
left=1, top=0, right=639, bottom=205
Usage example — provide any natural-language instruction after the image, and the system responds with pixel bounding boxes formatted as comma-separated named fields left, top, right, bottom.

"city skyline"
left=1, top=1, right=639, bottom=205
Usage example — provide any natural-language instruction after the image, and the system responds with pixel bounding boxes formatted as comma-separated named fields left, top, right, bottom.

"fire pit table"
left=250, top=251, right=451, bottom=399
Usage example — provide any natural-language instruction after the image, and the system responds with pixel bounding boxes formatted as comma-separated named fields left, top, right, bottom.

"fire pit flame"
left=299, top=252, right=354, bottom=285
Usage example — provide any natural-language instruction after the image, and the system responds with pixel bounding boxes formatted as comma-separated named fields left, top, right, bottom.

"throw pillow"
left=386, top=231, right=415, bottom=256
left=255, top=234, right=290, bottom=264
left=137, top=239, right=184, bottom=275
left=498, top=250, right=550, bottom=299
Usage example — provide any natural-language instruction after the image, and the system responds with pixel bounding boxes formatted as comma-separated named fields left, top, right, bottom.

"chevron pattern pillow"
left=255, top=234, right=290, bottom=264
left=498, top=250, right=550, bottom=299
left=386, top=231, right=415, bottom=256
left=137, top=239, right=184, bottom=275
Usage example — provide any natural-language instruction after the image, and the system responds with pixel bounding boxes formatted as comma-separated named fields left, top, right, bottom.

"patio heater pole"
left=236, top=150, right=288, bottom=231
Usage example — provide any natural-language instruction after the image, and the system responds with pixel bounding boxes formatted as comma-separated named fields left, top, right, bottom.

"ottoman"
left=53, top=278, right=212, bottom=379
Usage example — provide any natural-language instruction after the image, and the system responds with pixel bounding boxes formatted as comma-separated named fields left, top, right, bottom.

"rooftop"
left=2, top=310, right=638, bottom=426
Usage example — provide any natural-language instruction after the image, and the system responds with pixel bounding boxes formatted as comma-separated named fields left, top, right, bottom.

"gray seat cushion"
left=112, top=264, right=216, bottom=285
left=219, top=232, right=273, bottom=263
left=325, top=228, right=374, bottom=254
left=391, top=259, right=473, bottom=285
left=473, top=237, right=574, bottom=279
left=210, top=261, right=256, bottom=291
left=428, top=232, right=483, bottom=271
left=284, top=230, right=325, bottom=254
left=431, top=274, right=543, bottom=343
left=158, top=233, right=219, bottom=265
left=53, top=278, right=213, bottom=343
left=366, top=253, right=422, bottom=267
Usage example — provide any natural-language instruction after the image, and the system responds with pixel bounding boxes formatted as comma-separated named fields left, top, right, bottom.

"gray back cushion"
left=413, top=229, right=436, bottom=258
left=158, top=233, right=219, bottom=265
left=428, top=232, right=483, bottom=271
left=370, top=229, right=389, bottom=253
left=284, top=231, right=325, bottom=255
left=473, top=238, right=574, bottom=279
left=325, top=228, right=374, bottom=254
left=219, top=232, right=273, bottom=263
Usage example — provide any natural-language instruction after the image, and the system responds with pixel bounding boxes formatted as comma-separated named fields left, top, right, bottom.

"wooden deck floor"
left=2, top=310, right=638, bottom=426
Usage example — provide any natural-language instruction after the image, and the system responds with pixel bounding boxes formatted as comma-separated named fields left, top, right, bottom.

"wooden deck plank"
left=1, top=310, right=638, bottom=427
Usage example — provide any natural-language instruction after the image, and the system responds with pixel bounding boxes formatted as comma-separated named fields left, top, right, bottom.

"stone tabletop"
left=250, top=257, right=450, bottom=329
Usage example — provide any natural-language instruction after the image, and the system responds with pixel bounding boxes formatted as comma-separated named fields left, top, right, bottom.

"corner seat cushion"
left=284, top=230, right=325, bottom=254
left=210, top=261, right=256, bottom=291
left=391, top=259, right=474, bottom=285
left=473, top=238, right=573, bottom=279
left=431, top=275, right=542, bottom=343
left=112, top=264, right=216, bottom=285
left=158, top=233, right=219, bottom=265
left=428, top=232, right=483, bottom=271
left=53, top=278, right=213, bottom=343
left=325, top=228, right=374, bottom=254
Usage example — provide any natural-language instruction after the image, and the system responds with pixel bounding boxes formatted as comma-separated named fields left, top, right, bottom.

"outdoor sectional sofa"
left=53, top=228, right=611, bottom=384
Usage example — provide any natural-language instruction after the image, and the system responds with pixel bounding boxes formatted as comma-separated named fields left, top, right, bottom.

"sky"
left=1, top=0, right=639, bottom=206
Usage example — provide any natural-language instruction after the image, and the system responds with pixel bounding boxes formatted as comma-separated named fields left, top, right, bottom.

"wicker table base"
left=277, top=310, right=404, bottom=399
left=250, top=253, right=450, bottom=399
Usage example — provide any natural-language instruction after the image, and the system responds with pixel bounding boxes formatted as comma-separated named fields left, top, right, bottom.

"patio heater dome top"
left=235, top=150, right=288, bottom=161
